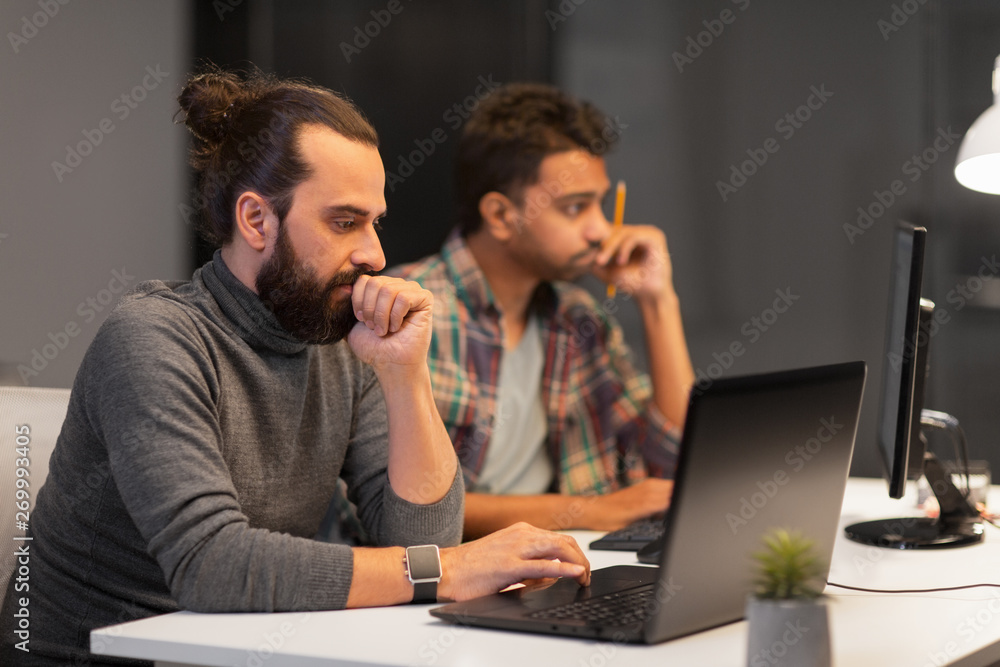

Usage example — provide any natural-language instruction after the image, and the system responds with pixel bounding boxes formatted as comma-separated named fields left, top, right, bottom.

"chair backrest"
left=0, top=386, right=71, bottom=596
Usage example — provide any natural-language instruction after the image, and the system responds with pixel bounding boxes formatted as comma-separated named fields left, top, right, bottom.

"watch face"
left=407, top=545, right=442, bottom=580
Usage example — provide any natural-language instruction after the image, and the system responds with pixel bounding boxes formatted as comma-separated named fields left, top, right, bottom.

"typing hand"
left=592, top=225, right=674, bottom=302
left=584, top=478, right=674, bottom=532
left=437, top=523, right=591, bottom=601
left=347, top=275, right=434, bottom=372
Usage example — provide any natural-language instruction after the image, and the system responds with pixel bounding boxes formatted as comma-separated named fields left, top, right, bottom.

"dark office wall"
left=21, top=1, right=986, bottom=481
left=189, top=0, right=552, bottom=267
left=186, top=0, right=1000, bottom=479
left=0, top=1, right=191, bottom=389
left=923, top=2, right=1000, bottom=482
left=554, top=1, right=1000, bottom=479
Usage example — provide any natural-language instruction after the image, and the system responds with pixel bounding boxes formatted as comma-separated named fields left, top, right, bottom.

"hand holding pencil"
left=607, top=180, right=626, bottom=298
left=595, top=181, right=675, bottom=303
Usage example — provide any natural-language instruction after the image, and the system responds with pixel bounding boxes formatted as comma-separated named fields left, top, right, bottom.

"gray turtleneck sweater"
left=0, top=252, right=463, bottom=663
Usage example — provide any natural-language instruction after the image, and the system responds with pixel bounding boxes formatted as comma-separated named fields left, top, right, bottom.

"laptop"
left=430, top=361, right=866, bottom=644
left=588, top=514, right=666, bottom=552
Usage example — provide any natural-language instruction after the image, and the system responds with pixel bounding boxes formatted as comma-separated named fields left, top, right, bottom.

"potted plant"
left=746, top=528, right=831, bottom=667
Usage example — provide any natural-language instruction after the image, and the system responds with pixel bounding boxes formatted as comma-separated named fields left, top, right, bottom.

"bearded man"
left=0, top=69, right=589, bottom=666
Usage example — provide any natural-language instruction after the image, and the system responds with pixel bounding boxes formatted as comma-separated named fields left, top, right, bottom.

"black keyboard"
left=588, top=515, right=665, bottom=551
left=528, top=584, right=656, bottom=626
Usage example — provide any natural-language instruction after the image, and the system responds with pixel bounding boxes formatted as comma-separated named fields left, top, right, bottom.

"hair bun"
left=178, top=68, right=244, bottom=165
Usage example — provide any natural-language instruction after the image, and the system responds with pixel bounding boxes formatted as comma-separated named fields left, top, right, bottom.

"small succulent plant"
left=751, top=528, right=825, bottom=600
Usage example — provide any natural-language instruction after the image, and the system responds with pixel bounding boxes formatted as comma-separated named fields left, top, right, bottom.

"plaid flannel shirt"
left=390, top=231, right=682, bottom=495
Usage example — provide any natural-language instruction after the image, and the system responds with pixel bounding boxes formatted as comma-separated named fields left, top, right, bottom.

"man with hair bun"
left=391, top=83, right=695, bottom=539
left=0, top=69, right=590, bottom=666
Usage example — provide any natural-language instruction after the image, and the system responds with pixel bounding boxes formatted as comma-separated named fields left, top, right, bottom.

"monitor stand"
left=845, top=415, right=984, bottom=549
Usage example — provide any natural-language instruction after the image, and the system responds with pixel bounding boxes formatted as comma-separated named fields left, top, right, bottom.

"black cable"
left=828, top=581, right=1000, bottom=594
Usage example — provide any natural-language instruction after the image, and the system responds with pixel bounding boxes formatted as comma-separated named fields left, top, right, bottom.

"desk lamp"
left=955, top=55, right=1000, bottom=194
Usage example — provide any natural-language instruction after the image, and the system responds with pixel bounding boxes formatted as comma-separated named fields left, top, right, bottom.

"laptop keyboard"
left=527, top=584, right=656, bottom=626
left=589, top=515, right=665, bottom=549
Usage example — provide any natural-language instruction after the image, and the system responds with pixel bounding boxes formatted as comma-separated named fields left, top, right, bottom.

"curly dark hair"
left=176, top=65, right=378, bottom=248
left=454, top=82, right=616, bottom=235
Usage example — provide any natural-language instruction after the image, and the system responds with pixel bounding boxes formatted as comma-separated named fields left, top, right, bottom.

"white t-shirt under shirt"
left=472, top=316, right=553, bottom=495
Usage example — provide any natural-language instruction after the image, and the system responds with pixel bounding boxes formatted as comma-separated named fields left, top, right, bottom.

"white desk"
left=92, top=478, right=1000, bottom=666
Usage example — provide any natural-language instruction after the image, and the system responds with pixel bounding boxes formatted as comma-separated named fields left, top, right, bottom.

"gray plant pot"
left=745, top=596, right=831, bottom=667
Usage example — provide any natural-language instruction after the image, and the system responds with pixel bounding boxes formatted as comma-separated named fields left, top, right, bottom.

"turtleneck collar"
left=200, top=249, right=309, bottom=355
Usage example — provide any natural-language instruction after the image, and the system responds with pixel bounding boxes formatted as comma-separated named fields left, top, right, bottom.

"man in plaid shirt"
left=391, top=83, right=694, bottom=539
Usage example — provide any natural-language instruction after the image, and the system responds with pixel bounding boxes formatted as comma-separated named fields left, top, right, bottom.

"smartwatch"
left=404, top=544, right=442, bottom=603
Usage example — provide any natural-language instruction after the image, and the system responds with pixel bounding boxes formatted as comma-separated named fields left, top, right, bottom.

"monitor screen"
left=845, top=221, right=983, bottom=548
left=877, top=222, right=927, bottom=499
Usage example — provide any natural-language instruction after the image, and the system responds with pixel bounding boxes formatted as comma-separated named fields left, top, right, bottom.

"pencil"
left=607, top=180, right=626, bottom=298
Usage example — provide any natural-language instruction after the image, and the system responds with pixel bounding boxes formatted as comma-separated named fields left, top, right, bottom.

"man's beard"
left=255, top=227, right=370, bottom=345
left=513, top=230, right=601, bottom=282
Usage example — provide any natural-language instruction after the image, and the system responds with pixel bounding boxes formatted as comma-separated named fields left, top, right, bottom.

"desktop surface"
left=92, top=479, right=1000, bottom=667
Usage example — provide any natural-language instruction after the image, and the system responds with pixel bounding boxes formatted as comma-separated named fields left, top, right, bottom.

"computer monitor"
left=879, top=222, right=931, bottom=500
left=844, top=222, right=983, bottom=549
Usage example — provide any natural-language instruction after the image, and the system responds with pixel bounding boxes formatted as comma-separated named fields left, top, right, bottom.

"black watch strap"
left=412, top=580, right=437, bottom=603
left=405, top=545, right=442, bottom=604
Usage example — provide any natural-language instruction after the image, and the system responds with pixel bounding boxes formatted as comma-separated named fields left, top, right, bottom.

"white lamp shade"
left=955, top=104, right=1000, bottom=194
left=956, top=56, right=1000, bottom=195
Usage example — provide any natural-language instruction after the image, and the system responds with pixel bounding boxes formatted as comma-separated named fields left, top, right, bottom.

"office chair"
left=0, top=386, right=70, bottom=596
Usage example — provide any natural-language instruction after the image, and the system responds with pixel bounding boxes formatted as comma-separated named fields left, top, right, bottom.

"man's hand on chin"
left=592, top=224, right=675, bottom=303
left=347, top=275, right=434, bottom=374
